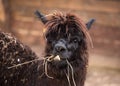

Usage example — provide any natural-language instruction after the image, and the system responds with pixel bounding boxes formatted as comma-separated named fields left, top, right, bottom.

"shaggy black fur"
left=38, top=12, right=89, bottom=86
left=0, top=32, right=41, bottom=86
left=0, top=11, right=94, bottom=86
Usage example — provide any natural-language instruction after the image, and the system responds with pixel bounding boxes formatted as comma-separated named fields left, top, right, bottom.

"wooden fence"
left=0, top=0, right=120, bottom=69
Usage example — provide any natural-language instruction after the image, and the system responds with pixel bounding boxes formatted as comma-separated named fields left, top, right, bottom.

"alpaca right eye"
left=45, top=36, right=52, bottom=44
left=47, top=40, right=52, bottom=44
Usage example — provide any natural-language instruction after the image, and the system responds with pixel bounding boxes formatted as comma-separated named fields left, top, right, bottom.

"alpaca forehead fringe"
left=44, top=11, right=93, bottom=47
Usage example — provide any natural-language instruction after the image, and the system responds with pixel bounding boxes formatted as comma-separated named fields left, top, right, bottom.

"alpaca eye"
left=47, top=40, right=53, bottom=44
left=73, top=39, right=78, bottom=43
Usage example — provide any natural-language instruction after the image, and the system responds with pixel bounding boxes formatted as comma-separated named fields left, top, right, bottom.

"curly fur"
left=0, top=32, right=41, bottom=86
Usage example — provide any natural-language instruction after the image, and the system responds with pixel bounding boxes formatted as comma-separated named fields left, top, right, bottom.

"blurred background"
left=0, top=0, right=120, bottom=86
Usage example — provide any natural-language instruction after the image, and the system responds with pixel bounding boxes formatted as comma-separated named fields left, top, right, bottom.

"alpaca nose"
left=55, top=45, right=66, bottom=52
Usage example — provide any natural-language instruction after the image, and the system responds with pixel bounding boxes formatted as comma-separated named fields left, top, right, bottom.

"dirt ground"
left=85, top=68, right=120, bottom=86
left=31, top=45, right=120, bottom=86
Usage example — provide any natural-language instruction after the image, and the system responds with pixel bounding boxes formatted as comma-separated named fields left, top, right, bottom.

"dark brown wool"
left=42, top=12, right=89, bottom=86
left=0, top=32, right=40, bottom=86
left=0, top=11, right=93, bottom=86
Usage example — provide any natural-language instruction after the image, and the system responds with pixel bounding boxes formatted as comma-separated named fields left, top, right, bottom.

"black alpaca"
left=0, top=11, right=94, bottom=86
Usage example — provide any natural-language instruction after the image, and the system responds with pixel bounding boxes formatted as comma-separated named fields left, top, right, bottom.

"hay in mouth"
left=46, top=55, right=61, bottom=62
left=66, top=59, right=76, bottom=86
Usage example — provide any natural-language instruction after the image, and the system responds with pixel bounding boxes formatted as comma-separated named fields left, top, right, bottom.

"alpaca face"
left=35, top=11, right=94, bottom=69
left=45, top=24, right=85, bottom=68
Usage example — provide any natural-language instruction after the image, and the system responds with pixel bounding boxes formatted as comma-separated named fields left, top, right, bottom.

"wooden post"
left=0, top=0, right=12, bottom=32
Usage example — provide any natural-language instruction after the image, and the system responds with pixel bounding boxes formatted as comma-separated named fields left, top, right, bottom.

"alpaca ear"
left=35, top=10, right=48, bottom=24
left=86, top=19, right=95, bottom=30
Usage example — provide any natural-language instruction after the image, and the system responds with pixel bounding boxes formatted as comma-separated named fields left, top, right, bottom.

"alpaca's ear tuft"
left=35, top=10, right=48, bottom=24
left=86, top=19, right=95, bottom=30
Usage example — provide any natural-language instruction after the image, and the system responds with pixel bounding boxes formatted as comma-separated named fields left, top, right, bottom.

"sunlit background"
left=0, top=0, right=120, bottom=86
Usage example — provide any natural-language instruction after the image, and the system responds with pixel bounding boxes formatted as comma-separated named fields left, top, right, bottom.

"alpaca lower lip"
left=47, top=55, right=67, bottom=62
left=54, top=55, right=67, bottom=60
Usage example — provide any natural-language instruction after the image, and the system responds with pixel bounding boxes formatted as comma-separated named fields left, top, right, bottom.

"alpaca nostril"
left=55, top=46, right=66, bottom=52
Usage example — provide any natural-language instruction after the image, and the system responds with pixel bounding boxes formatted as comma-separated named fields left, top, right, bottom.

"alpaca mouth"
left=46, top=55, right=61, bottom=62
left=46, top=55, right=69, bottom=63
left=46, top=55, right=70, bottom=69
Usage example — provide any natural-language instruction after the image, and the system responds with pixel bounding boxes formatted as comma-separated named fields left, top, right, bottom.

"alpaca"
left=35, top=11, right=94, bottom=86
left=0, top=11, right=94, bottom=86
left=0, top=32, right=40, bottom=86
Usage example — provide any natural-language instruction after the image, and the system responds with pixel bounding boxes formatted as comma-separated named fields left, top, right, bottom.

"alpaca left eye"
left=73, top=39, right=78, bottom=43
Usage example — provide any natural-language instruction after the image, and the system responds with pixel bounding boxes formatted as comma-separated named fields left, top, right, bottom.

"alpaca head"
left=35, top=11, right=94, bottom=69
